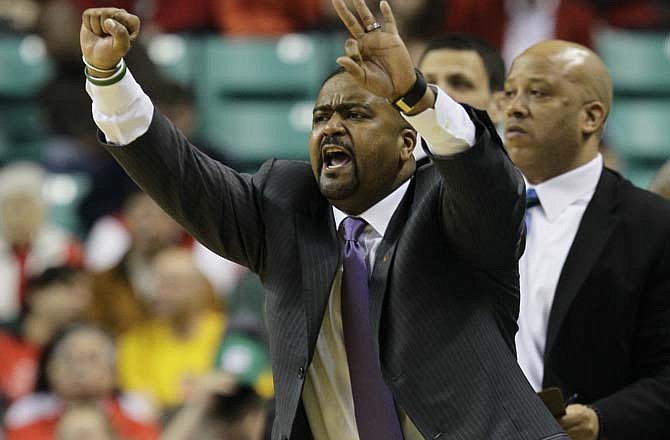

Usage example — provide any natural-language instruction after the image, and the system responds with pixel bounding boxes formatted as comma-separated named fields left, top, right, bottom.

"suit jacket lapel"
left=296, top=197, right=339, bottom=361
left=369, top=177, right=418, bottom=356
left=544, top=170, right=620, bottom=363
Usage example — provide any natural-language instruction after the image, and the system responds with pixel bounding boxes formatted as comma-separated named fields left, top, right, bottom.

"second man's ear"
left=581, top=101, right=607, bottom=135
left=399, top=128, right=417, bottom=161
left=487, top=91, right=507, bottom=125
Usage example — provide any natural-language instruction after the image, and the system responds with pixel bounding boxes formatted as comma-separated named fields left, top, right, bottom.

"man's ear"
left=487, top=91, right=506, bottom=125
left=581, top=101, right=607, bottom=135
left=399, top=128, right=417, bottom=161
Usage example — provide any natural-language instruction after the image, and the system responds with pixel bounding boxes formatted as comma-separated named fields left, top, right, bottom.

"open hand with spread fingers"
left=331, top=0, right=424, bottom=106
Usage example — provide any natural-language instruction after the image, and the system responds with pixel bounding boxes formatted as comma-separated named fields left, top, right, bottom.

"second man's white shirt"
left=516, top=154, right=603, bottom=391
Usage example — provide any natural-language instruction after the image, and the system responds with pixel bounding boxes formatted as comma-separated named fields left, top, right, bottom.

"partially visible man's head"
left=419, top=34, right=506, bottom=121
left=310, top=71, right=417, bottom=215
left=150, top=247, right=212, bottom=319
left=0, top=162, right=47, bottom=247
left=26, top=266, right=91, bottom=336
left=502, top=40, right=612, bottom=184
left=123, top=192, right=182, bottom=258
left=199, top=388, right=268, bottom=440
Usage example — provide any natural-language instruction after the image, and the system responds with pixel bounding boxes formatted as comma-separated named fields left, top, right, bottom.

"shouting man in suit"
left=79, top=1, right=566, bottom=438
left=505, top=40, right=670, bottom=440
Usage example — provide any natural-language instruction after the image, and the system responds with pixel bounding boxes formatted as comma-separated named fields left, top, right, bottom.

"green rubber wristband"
left=84, top=59, right=127, bottom=86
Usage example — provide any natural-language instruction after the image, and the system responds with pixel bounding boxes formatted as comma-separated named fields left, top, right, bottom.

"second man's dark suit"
left=541, top=168, right=670, bottom=440
left=104, top=107, right=566, bottom=440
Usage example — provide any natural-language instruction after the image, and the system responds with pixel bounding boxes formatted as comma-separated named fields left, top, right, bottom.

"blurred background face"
left=419, top=48, right=491, bottom=110
left=0, top=192, right=45, bottom=246
left=150, top=248, right=206, bottom=318
left=56, top=404, right=116, bottom=440
left=48, top=329, right=115, bottom=400
left=124, top=193, right=182, bottom=257
left=29, top=275, right=91, bottom=328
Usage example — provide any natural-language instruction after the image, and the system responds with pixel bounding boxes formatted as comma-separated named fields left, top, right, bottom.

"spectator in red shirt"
left=0, top=266, right=92, bottom=411
left=56, top=402, right=119, bottom=440
left=3, top=324, right=159, bottom=440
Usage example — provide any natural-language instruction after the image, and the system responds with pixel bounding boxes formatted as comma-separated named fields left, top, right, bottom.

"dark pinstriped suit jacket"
left=104, top=107, right=567, bottom=440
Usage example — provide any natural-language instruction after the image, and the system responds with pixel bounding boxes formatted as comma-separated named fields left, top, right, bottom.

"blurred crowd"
left=0, top=0, right=669, bottom=439
left=2, top=1, right=669, bottom=55
left=0, top=166, right=273, bottom=439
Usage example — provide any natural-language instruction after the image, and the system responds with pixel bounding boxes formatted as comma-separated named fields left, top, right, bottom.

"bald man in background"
left=503, top=40, right=670, bottom=440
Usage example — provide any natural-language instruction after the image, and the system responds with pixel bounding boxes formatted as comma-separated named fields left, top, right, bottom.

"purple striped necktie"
left=340, top=216, right=404, bottom=440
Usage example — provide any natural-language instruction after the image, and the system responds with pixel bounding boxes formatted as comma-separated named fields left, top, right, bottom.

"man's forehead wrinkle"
left=319, top=76, right=384, bottom=104
left=314, top=97, right=378, bottom=113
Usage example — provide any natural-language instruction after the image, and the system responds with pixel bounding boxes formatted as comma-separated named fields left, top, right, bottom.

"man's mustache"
left=321, top=135, right=353, bottom=152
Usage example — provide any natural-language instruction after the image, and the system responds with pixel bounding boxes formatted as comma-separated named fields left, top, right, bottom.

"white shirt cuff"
left=403, top=86, right=476, bottom=157
left=85, top=69, right=154, bottom=146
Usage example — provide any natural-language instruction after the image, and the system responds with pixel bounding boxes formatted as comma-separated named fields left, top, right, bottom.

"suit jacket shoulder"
left=544, top=167, right=670, bottom=440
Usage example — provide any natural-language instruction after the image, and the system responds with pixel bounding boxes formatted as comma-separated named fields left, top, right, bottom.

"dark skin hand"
left=331, top=0, right=435, bottom=115
left=80, top=7, right=140, bottom=76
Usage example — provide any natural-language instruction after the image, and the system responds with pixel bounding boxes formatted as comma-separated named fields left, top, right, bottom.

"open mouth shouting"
left=322, top=145, right=353, bottom=171
left=316, top=139, right=358, bottom=200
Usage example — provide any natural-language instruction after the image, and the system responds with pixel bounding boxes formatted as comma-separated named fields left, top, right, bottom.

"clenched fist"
left=80, top=8, right=140, bottom=75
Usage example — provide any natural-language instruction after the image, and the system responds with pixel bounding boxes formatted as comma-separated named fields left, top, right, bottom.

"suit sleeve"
left=104, top=110, right=269, bottom=274
left=428, top=105, right=526, bottom=273
left=590, top=226, right=670, bottom=440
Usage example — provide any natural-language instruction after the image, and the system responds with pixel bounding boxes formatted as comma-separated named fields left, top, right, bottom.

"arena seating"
left=597, top=28, right=670, bottom=188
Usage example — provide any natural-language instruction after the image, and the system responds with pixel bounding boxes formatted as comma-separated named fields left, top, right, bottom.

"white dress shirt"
left=516, top=154, right=603, bottom=391
left=86, top=68, right=476, bottom=439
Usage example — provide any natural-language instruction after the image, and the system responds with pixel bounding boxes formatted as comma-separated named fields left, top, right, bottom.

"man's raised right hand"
left=80, top=8, right=140, bottom=75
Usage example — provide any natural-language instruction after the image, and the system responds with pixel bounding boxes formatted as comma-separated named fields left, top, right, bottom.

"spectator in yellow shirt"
left=117, top=247, right=226, bottom=413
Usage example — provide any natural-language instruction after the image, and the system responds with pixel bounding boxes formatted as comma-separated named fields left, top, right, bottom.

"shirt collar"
left=332, top=178, right=412, bottom=237
left=413, top=136, right=428, bottom=161
left=526, top=154, right=603, bottom=222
